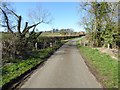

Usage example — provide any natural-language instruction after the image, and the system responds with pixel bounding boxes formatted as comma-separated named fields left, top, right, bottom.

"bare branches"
left=20, top=5, right=52, bottom=37
left=0, top=7, right=14, bottom=34
left=0, top=6, right=21, bottom=35
left=5, top=6, right=22, bottom=34
left=5, top=6, right=19, bottom=18
left=1, top=3, right=51, bottom=42
left=28, top=5, right=52, bottom=25
left=23, top=22, right=28, bottom=32
left=22, top=21, right=43, bottom=36
left=30, top=25, right=36, bottom=36
left=27, top=21, right=42, bottom=30
left=79, top=2, right=91, bottom=12
left=17, top=16, right=21, bottom=34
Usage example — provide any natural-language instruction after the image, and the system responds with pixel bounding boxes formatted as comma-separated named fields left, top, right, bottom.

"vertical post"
left=35, top=42, right=37, bottom=50
left=107, top=43, right=110, bottom=49
left=50, top=42, right=52, bottom=47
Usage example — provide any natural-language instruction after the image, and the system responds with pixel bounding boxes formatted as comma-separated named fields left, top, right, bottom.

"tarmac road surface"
left=21, top=38, right=102, bottom=88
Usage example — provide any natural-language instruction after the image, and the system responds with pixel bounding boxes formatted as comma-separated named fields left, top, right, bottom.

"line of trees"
left=79, top=2, right=119, bottom=49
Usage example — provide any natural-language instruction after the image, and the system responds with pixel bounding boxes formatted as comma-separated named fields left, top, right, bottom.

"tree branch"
left=22, top=22, right=28, bottom=34
left=17, top=16, right=21, bottom=34
left=30, top=25, right=36, bottom=35
left=36, top=31, right=42, bottom=38
left=0, top=7, right=14, bottom=34
left=6, top=6, right=19, bottom=18
left=27, top=21, right=43, bottom=30
left=22, top=20, right=43, bottom=36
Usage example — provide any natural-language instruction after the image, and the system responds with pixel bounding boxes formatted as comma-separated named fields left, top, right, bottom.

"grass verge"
left=77, top=43, right=118, bottom=88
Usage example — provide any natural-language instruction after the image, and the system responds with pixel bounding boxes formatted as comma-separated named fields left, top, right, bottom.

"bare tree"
left=0, top=2, right=52, bottom=59
left=28, top=6, right=52, bottom=25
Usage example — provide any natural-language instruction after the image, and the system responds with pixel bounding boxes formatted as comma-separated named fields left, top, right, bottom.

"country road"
left=21, top=38, right=102, bottom=88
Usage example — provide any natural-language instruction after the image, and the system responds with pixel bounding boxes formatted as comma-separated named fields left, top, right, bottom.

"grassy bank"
left=77, top=44, right=118, bottom=88
left=1, top=42, right=63, bottom=87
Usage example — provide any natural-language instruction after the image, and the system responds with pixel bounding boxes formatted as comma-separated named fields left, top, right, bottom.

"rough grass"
left=1, top=58, right=42, bottom=86
left=77, top=44, right=118, bottom=88
left=1, top=42, right=63, bottom=87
